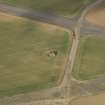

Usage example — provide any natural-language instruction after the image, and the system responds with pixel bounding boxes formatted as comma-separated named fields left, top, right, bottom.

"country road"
left=82, top=21, right=105, bottom=36
left=0, top=3, right=76, bottom=29
left=3, top=2, right=105, bottom=36
left=70, top=0, right=105, bottom=98
left=60, top=0, right=105, bottom=97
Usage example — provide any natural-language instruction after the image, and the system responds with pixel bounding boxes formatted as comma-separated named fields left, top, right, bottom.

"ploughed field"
left=0, top=12, right=71, bottom=97
left=72, top=36, right=105, bottom=80
left=86, top=1, right=105, bottom=27
left=70, top=93, right=105, bottom=105
left=0, top=0, right=96, bottom=17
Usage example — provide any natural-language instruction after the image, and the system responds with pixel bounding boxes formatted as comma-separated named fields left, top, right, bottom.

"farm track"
left=81, top=21, right=105, bottom=36
left=69, top=0, right=105, bottom=97
left=0, top=0, right=105, bottom=105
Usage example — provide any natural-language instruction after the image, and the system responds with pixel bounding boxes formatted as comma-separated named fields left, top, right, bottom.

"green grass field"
left=72, top=36, right=105, bottom=80
left=0, top=0, right=96, bottom=17
left=0, top=13, right=71, bottom=97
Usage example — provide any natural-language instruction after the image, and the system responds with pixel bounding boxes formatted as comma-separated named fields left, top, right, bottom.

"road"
left=81, top=21, right=105, bottom=36
left=60, top=0, right=105, bottom=97
left=0, top=3, right=76, bottom=29
left=70, top=0, right=105, bottom=97
left=70, top=0, right=105, bottom=98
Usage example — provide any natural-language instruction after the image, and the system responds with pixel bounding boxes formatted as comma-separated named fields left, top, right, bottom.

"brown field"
left=71, top=93, right=105, bottom=105
left=86, top=1, right=105, bottom=27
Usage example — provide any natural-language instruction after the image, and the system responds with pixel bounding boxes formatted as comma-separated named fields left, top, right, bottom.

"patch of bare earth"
left=70, top=93, right=105, bottom=105
left=86, top=1, right=105, bottom=27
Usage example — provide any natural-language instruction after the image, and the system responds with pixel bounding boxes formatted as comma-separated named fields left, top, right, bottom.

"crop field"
left=72, top=36, right=105, bottom=80
left=0, top=12, right=72, bottom=97
left=86, top=1, right=105, bottom=27
left=0, top=0, right=96, bottom=17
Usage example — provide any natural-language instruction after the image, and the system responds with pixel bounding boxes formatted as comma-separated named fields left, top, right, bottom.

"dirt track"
left=70, top=93, right=105, bottom=105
